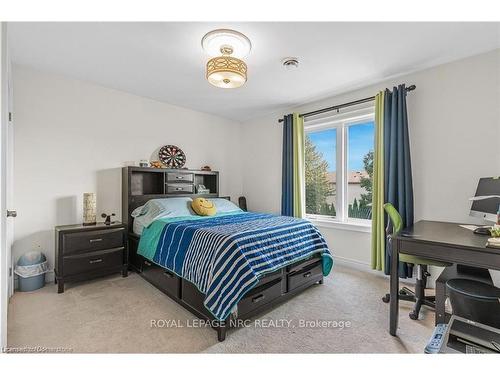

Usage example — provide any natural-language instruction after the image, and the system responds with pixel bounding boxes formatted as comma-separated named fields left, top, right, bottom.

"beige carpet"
left=7, top=263, right=434, bottom=353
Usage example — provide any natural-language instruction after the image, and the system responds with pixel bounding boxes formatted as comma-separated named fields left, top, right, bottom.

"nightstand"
left=54, top=222, right=128, bottom=293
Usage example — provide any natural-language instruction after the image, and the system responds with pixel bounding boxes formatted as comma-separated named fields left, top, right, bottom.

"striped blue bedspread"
left=138, top=212, right=333, bottom=320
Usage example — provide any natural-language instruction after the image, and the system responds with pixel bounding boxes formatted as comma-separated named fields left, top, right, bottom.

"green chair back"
left=383, top=203, right=403, bottom=236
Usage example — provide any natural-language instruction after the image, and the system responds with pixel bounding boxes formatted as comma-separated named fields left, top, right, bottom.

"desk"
left=389, top=220, right=500, bottom=336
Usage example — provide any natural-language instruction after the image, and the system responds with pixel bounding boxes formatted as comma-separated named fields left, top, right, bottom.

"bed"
left=122, top=166, right=333, bottom=341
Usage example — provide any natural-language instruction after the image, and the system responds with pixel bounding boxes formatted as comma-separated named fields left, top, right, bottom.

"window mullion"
left=335, top=124, right=345, bottom=221
left=343, top=124, right=349, bottom=222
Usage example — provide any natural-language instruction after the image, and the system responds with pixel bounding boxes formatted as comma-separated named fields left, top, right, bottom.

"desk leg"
left=389, top=239, right=399, bottom=336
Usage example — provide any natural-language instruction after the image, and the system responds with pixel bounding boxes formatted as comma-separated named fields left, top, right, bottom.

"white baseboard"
left=45, top=270, right=55, bottom=282
left=16, top=258, right=441, bottom=291
left=332, top=255, right=371, bottom=269
left=332, top=254, right=426, bottom=287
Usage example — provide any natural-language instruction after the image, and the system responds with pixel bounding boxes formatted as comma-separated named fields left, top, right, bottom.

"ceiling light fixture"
left=202, top=29, right=251, bottom=89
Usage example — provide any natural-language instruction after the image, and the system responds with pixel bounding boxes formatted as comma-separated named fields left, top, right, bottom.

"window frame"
left=304, top=106, right=375, bottom=230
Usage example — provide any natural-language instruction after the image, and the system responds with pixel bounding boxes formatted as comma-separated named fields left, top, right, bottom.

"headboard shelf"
left=122, top=166, right=220, bottom=233
left=131, top=170, right=164, bottom=195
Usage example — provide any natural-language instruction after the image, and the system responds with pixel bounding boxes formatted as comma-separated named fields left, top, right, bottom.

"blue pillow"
left=211, top=198, right=243, bottom=213
left=131, top=198, right=195, bottom=227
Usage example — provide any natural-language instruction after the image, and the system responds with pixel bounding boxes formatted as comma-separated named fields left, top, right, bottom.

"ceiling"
left=8, top=22, right=500, bottom=122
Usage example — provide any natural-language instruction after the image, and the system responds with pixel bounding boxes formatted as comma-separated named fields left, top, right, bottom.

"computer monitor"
left=470, top=177, right=500, bottom=222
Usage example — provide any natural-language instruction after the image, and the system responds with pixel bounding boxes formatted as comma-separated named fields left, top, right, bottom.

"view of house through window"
left=347, top=121, right=374, bottom=219
left=305, top=114, right=374, bottom=222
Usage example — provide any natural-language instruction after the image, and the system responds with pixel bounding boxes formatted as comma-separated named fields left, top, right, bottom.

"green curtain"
left=371, top=92, right=386, bottom=271
left=292, top=113, right=305, bottom=218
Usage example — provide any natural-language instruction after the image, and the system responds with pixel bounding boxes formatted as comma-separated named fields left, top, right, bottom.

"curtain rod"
left=278, top=84, right=416, bottom=123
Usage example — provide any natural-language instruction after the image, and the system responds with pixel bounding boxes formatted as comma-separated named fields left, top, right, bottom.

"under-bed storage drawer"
left=142, top=261, right=181, bottom=299
left=166, top=183, right=194, bottom=194
left=238, top=278, right=282, bottom=317
left=254, top=269, right=283, bottom=288
left=140, top=257, right=153, bottom=273
left=182, top=281, right=215, bottom=319
left=286, top=253, right=322, bottom=273
left=287, top=261, right=322, bottom=292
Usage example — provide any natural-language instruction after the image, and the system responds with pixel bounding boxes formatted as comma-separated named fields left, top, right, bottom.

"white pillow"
left=211, top=198, right=243, bottom=213
left=131, top=198, right=195, bottom=227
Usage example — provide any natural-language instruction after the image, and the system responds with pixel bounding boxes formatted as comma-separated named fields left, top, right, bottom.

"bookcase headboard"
left=121, top=167, right=219, bottom=233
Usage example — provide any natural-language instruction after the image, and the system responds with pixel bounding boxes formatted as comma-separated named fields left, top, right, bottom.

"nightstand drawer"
left=166, top=172, right=194, bottom=183
left=63, top=227, right=125, bottom=255
left=166, top=183, right=194, bottom=194
left=63, top=247, right=124, bottom=276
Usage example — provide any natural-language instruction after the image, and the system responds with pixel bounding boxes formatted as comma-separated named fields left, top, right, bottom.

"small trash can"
left=15, top=251, right=49, bottom=292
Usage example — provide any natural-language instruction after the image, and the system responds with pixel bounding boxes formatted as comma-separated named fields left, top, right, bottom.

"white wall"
left=12, top=65, right=243, bottom=281
left=241, top=49, right=500, bottom=270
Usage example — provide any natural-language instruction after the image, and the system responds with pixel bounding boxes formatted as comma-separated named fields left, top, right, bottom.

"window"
left=305, top=108, right=374, bottom=223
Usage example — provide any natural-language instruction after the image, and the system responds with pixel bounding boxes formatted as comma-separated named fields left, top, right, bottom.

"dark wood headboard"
left=121, top=166, right=220, bottom=234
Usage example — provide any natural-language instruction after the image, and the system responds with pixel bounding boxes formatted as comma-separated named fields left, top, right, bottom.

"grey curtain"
left=383, top=84, right=414, bottom=278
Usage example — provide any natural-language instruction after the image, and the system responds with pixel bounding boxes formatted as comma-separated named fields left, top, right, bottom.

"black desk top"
left=399, top=220, right=492, bottom=251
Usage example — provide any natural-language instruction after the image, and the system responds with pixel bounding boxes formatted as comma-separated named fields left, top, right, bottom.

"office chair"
left=382, top=203, right=452, bottom=320
left=447, top=278, right=500, bottom=329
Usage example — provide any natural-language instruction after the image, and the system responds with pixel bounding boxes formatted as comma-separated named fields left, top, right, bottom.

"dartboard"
left=158, top=145, right=186, bottom=169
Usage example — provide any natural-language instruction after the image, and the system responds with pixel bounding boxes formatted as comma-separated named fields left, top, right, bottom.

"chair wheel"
left=382, top=294, right=390, bottom=303
left=409, top=311, right=419, bottom=320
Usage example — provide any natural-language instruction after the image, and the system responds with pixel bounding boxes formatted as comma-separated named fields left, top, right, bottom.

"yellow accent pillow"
left=191, top=198, right=217, bottom=216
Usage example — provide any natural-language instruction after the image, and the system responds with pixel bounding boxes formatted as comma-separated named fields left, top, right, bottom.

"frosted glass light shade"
left=206, top=56, right=247, bottom=89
